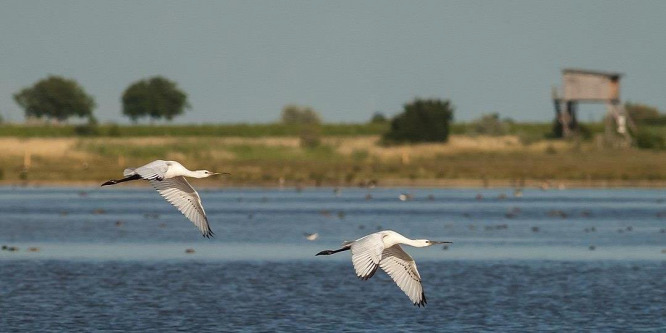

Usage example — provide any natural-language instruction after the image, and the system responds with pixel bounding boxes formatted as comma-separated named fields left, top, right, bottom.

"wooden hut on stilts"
left=552, top=68, right=635, bottom=146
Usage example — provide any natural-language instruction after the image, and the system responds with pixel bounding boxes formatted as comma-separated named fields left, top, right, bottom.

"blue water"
left=1, top=186, right=666, bottom=331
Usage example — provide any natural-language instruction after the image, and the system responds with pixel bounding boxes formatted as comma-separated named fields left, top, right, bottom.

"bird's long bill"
left=431, top=241, right=453, bottom=245
left=213, top=172, right=231, bottom=176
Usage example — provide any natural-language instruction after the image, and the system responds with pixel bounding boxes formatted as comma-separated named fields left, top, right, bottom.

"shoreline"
left=3, top=178, right=666, bottom=189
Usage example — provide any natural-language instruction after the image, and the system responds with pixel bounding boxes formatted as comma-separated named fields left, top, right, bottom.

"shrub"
left=299, top=124, right=321, bottom=149
left=370, top=112, right=387, bottom=124
left=469, top=113, right=509, bottom=136
left=634, top=130, right=665, bottom=149
left=625, top=102, right=660, bottom=123
left=383, top=98, right=454, bottom=143
left=74, top=118, right=100, bottom=136
left=577, top=124, right=593, bottom=140
left=281, top=105, right=321, bottom=125
left=551, top=118, right=593, bottom=140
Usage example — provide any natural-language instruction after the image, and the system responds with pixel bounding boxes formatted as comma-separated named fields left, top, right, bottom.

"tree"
left=625, top=102, right=660, bottom=123
left=280, top=104, right=321, bottom=125
left=122, top=76, right=190, bottom=122
left=383, top=98, right=454, bottom=143
left=280, top=104, right=322, bottom=148
left=13, top=75, right=96, bottom=122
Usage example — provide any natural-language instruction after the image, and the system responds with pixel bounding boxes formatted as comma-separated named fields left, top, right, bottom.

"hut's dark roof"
left=562, top=68, right=623, bottom=79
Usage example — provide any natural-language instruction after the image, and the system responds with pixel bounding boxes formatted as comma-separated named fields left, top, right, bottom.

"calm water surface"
left=1, top=186, right=665, bottom=332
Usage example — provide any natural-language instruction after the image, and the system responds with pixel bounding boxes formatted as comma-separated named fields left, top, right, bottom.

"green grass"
left=6, top=120, right=666, bottom=185
left=77, top=139, right=342, bottom=164
left=0, top=123, right=390, bottom=138
left=76, top=140, right=198, bottom=160
left=0, top=121, right=611, bottom=140
left=226, top=144, right=296, bottom=161
left=6, top=134, right=666, bottom=185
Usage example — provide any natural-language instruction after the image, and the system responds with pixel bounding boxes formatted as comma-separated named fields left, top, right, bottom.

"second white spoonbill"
left=316, top=230, right=451, bottom=307
left=101, top=160, right=225, bottom=238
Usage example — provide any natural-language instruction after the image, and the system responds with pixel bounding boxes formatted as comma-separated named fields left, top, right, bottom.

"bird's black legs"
left=315, top=245, right=351, bottom=256
left=101, top=174, right=142, bottom=186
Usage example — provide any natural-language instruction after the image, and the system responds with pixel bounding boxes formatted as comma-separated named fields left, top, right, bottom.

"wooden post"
left=560, top=102, right=571, bottom=137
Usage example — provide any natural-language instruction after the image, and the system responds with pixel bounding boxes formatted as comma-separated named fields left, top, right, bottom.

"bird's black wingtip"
left=414, top=292, right=427, bottom=307
left=316, top=245, right=351, bottom=256
left=202, top=229, right=215, bottom=238
left=102, top=174, right=142, bottom=187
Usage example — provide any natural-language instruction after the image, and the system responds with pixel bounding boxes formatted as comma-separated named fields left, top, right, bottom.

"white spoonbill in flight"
left=316, top=230, right=451, bottom=307
left=101, top=160, right=225, bottom=238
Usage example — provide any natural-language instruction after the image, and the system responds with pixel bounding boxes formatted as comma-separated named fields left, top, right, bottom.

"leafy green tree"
left=122, top=76, right=190, bottom=122
left=13, top=75, right=96, bottom=122
left=383, top=98, right=454, bottom=143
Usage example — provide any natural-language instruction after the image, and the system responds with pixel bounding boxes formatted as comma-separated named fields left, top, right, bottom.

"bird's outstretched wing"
left=149, top=176, right=213, bottom=238
left=350, top=233, right=385, bottom=280
left=380, top=245, right=426, bottom=307
left=126, top=160, right=169, bottom=180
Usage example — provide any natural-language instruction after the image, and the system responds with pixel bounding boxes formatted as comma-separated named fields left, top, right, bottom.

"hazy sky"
left=1, top=1, right=665, bottom=124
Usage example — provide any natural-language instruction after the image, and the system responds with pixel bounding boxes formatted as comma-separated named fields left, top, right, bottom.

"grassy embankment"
left=1, top=122, right=666, bottom=187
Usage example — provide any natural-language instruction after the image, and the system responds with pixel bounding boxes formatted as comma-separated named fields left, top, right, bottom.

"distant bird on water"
left=304, top=232, right=319, bottom=241
left=101, top=160, right=225, bottom=238
left=316, top=230, right=451, bottom=307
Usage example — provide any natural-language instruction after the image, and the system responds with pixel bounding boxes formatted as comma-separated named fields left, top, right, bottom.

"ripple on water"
left=1, top=260, right=666, bottom=332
